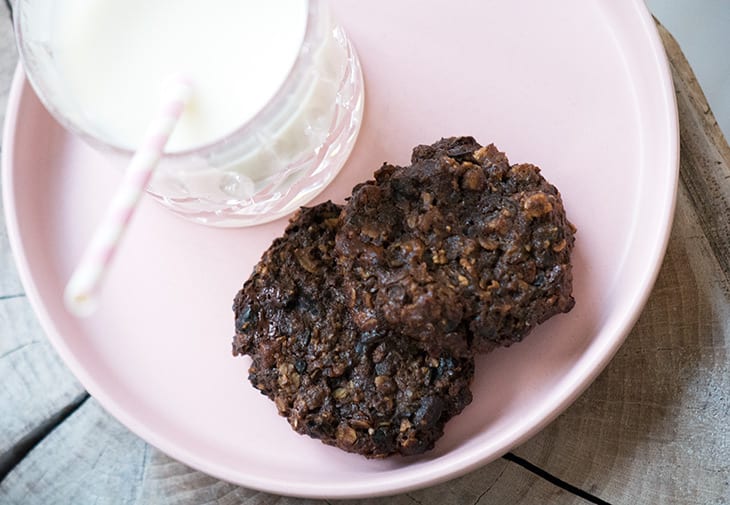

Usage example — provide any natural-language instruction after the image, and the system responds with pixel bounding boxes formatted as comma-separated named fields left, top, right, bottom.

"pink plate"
left=3, top=0, right=677, bottom=499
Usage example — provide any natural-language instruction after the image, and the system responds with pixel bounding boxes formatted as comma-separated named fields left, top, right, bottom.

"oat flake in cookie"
left=336, top=137, right=576, bottom=356
left=232, top=202, right=474, bottom=458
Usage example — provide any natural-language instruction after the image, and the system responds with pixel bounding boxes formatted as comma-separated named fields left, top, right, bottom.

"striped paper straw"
left=64, top=76, right=193, bottom=317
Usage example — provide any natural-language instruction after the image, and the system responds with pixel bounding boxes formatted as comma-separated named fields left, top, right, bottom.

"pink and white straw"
left=64, top=77, right=193, bottom=317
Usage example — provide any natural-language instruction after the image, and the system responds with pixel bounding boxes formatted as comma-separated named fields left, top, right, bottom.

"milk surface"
left=52, top=0, right=308, bottom=151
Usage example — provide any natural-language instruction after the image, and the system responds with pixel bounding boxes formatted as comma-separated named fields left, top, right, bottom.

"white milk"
left=19, top=0, right=364, bottom=226
left=52, top=0, right=308, bottom=152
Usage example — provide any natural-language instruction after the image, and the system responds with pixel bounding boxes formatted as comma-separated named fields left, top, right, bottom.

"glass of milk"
left=15, top=0, right=364, bottom=227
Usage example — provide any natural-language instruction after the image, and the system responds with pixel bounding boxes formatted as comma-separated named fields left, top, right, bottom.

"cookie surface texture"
left=233, top=202, right=474, bottom=458
left=336, top=137, right=576, bottom=355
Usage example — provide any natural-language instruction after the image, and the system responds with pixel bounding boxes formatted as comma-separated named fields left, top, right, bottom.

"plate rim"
left=2, top=1, right=679, bottom=498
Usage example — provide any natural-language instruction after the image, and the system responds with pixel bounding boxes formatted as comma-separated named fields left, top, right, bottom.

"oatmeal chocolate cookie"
left=336, top=137, right=575, bottom=356
left=232, top=202, right=474, bottom=458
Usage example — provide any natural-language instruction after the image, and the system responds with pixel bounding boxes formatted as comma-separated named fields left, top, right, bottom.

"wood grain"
left=0, top=5, right=728, bottom=504
left=0, top=297, right=86, bottom=480
left=133, top=451, right=583, bottom=505
left=0, top=399, right=147, bottom=505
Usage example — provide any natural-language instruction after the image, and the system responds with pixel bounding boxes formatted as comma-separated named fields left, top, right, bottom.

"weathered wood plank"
left=0, top=399, right=148, bottom=505
left=0, top=1, right=22, bottom=299
left=0, top=296, right=37, bottom=355
left=383, top=458, right=580, bottom=505
left=0, top=297, right=86, bottom=478
left=510, top=22, right=730, bottom=505
left=133, top=449, right=583, bottom=505
left=665, top=29, right=730, bottom=283
left=0, top=212, right=23, bottom=298
left=0, top=0, right=15, bottom=138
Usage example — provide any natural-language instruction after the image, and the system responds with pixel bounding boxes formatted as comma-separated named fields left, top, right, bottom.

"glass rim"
left=15, top=0, right=320, bottom=160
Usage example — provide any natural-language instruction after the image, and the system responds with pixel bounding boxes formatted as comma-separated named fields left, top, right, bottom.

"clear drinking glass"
left=15, top=0, right=364, bottom=227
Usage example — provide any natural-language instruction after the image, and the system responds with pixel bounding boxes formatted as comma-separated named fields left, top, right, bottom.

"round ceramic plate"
left=3, top=0, right=677, bottom=499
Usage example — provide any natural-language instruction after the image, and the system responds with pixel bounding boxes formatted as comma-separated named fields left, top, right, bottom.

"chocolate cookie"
left=232, top=202, right=474, bottom=458
left=336, top=137, right=575, bottom=356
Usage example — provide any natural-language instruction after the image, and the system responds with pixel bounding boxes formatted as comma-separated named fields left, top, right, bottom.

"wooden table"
left=0, top=5, right=727, bottom=504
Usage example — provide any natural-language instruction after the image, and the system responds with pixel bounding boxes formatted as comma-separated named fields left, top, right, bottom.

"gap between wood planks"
left=502, top=453, right=612, bottom=505
left=0, top=392, right=89, bottom=481
left=0, top=293, right=24, bottom=301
